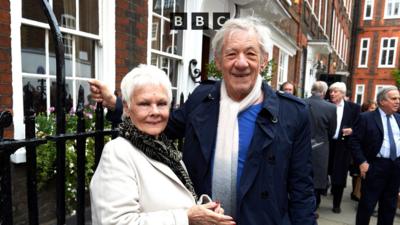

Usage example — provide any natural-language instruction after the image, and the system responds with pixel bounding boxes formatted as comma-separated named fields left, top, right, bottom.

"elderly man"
left=351, top=86, right=400, bottom=225
left=305, top=81, right=336, bottom=212
left=90, top=17, right=316, bottom=225
left=328, top=82, right=361, bottom=213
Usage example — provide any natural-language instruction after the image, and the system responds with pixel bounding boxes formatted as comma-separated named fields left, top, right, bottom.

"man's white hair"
left=329, top=82, right=347, bottom=94
left=120, top=64, right=172, bottom=108
left=211, top=17, right=271, bottom=59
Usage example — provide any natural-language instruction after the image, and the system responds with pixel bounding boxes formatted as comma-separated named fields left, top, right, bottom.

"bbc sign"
left=170, top=12, right=230, bottom=30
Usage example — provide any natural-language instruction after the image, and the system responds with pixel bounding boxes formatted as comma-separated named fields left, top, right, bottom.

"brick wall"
left=115, top=0, right=148, bottom=95
left=0, top=0, right=12, bottom=138
left=351, top=0, right=400, bottom=103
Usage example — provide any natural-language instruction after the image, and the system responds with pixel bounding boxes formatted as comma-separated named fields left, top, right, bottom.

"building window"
left=323, top=0, right=328, bottom=31
left=311, top=0, right=315, bottom=13
left=318, top=0, right=322, bottom=26
left=364, top=0, right=374, bottom=19
left=378, top=37, right=397, bottom=67
left=354, top=84, right=364, bottom=105
left=277, top=50, right=289, bottom=86
left=385, top=0, right=400, bottom=18
left=20, top=0, right=99, bottom=114
left=358, top=38, right=370, bottom=67
left=332, top=10, right=336, bottom=48
left=348, top=0, right=353, bottom=18
left=150, top=0, right=185, bottom=102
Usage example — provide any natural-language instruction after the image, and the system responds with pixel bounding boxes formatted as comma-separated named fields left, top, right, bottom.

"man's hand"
left=89, top=79, right=117, bottom=110
left=342, top=127, right=353, bottom=136
left=359, top=161, right=369, bottom=179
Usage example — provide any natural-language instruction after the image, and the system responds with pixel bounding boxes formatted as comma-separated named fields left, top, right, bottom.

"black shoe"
left=332, top=207, right=341, bottom=213
left=351, top=193, right=360, bottom=202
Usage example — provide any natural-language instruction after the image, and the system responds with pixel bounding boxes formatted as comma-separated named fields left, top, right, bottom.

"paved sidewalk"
left=317, top=177, right=400, bottom=225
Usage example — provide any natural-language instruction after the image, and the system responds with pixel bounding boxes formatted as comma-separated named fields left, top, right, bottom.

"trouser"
left=331, top=184, right=344, bottom=209
left=314, top=189, right=325, bottom=210
left=356, top=158, right=400, bottom=225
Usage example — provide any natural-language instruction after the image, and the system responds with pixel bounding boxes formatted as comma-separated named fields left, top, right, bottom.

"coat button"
left=267, top=155, right=276, bottom=164
left=261, top=191, right=269, bottom=199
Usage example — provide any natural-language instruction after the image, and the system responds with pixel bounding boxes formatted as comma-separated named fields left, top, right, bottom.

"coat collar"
left=190, top=81, right=279, bottom=163
left=309, top=95, right=324, bottom=100
left=260, top=82, right=279, bottom=121
left=373, top=109, right=400, bottom=134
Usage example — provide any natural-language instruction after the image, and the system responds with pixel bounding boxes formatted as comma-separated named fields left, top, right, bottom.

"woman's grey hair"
left=120, top=64, right=172, bottom=108
left=211, top=17, right=271, bottom=59
left=311, top=81, right=328, bottom=96
left=376, top=86, right=398, bottom=107
left=329, top=82, right=347, bottom=94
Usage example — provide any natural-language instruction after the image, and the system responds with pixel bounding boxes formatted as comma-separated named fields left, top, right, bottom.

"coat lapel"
left=143, top=153, right=189, bottom=191
left=190, top=84, right=220, bottom=163
left=238, top=83, right=279, bottom=203
left=373, top=109, right=383, bottom=135
left=394, top=113, right=400, bottom=129
left=341, top=101, right=351, bottom=129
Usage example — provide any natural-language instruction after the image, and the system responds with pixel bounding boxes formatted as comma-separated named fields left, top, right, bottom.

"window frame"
left=354, top=84, right=365, bottom=105
left=20, top=20, right=100, bottom=112
left=378, top=37, right=398, bottom=68
left=148, top=0, right=184, bottom=103
left=277, top=50, right=289, bottom=86
left=332, top=10, right=336, bottom=49
left=384, top=0, right=400, bottom=18
left=11, top=0, right=115, bottom=144
left=364, top=0, right=374, bottom=20
left=358, top=38, right=370, bottom=67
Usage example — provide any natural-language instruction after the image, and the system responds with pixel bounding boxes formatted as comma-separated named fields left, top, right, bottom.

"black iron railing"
left=0, top=89, right=117, bottom=225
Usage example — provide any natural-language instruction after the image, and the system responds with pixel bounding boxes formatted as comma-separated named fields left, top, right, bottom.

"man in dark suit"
left=328, top=82, right=361, bottom=213
left=305, top=81, right=337, bottom=212
left=351, top=86, right=400, bottom=225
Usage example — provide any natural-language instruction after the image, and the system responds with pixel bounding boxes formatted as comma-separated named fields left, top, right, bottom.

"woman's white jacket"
left=90, top=137, right=196, bottom=225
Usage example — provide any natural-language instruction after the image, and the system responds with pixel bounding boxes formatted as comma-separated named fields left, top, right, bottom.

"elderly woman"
left=90, top=64, right=235, bottom=225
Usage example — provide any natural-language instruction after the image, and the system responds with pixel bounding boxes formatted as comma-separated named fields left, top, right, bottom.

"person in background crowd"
left=90, top=17, right=316, bottom=225
left=305, top=81, right=337, bottom=218
left=280, top=81, right=297, bottom=96
left=350, top=86, right=400, bottom=225
left=350, top=100, right=378, bottom=202
left=90, top=64, right=234, bottom=225
left=361, top=100, right=377, bottom=113
left=328, top=82, right=361, bottom=213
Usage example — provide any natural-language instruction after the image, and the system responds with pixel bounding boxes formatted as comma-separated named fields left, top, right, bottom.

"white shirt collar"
left=337, top=99, right=345, bottom=107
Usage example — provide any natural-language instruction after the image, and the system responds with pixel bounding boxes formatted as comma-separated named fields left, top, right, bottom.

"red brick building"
left=0, top=0, right=12, bottom=138
left=351, top=0, right=400, bottom=104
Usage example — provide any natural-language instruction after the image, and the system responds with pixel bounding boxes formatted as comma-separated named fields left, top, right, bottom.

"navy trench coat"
left=165, top=81, right=316, bottom=225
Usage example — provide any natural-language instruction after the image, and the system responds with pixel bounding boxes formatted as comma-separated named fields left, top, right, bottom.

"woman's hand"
left=188, top=202, right=236, bottom=225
